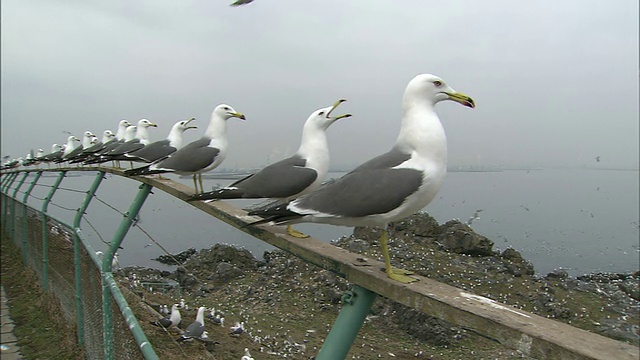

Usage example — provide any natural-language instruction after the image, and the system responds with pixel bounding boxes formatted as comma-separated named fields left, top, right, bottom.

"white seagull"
left=249, top=74, right=475, bottom=283
left=177, top=306, right=206, bottom=342
left=188, top=99, right=351, bottom=237
left=124, top=117, right=197, bottom=163
left=151, top=303, right=182, bottom=329
left=125, top=104, right=245, bottom=193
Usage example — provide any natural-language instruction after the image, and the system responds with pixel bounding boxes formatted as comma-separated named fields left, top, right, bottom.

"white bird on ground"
left=241, top=347, right=255, bottom=360
left=230, top=321, right=245, bottom=336
left=151, top=303, right=181, bottom=329
left=177, top=306, right=206, bottom=342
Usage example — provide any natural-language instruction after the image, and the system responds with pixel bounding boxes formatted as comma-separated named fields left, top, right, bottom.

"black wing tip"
left=246, top=204, right=304, bottom=226
left=124, top=166, right=151, bottom=176
left=187, top=193, right=213, bottom=202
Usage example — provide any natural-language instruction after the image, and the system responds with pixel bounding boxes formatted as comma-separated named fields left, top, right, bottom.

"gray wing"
left=63, top=146, right=84, bottom=159
left=157, top=317, right=172, bottom=327
left=108, top=139, right=143, bottom=156
left=82, top=142, right=104, bottom=154
left=154, top=138, right=219, bottom=172
left=294, top=147, right=422, bottom=217
left=129, top=139, right=174, bottom=162
left=183, top=321, right=205, bottom=338
left=95, top=139, right=121, bottom=155
left=228, top=155, right=317, bottom=198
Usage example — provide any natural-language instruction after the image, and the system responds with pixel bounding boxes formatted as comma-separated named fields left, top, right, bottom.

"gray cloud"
left=2, top=0, right=638, bottom=169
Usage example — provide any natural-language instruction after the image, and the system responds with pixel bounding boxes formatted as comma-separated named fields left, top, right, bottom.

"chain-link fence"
left=1, top=173, right=154, bottom=360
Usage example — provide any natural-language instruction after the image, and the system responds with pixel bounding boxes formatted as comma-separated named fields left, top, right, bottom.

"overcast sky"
left=2, top=0, right=638, bottom=170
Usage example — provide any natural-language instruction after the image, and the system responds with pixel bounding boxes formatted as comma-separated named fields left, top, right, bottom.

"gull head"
left=307, top=99, right=352, bottom=131
left=103, top=130, right=116, bottom=142
left=213, top=104, right=246, bottom=121
left=406, top=74, right=475, bottom=109
left=137, top=119, right=158, bottom=128
left=176, top=117, right=198, bottom=132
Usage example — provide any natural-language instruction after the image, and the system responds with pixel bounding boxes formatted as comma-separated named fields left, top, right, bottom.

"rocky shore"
left=116, top=212, right=639, bottom=359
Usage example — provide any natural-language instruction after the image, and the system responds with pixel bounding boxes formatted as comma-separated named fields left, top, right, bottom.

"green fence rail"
left=1, top=169, right=158, bottom=360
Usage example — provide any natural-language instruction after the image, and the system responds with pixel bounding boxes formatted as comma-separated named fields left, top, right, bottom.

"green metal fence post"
left=10, top=172, right=29, bottom=241
left=2, top=173, right=18, bottom=233
left=73, top=171, right=105, bottom=346
left=1, top=172, right=17, bottom=192
left=21, top=171, right=42, bottom=265
left=0, top=172, right=12, bottom=190
left=316, top=285, right=378, bottom=360
left=41, top=171, right=67, bottom=291
left=103, top=183, right=152, bottom=360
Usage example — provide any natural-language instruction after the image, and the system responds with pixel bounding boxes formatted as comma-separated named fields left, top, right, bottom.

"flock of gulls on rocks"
left=2, top=74, right=475, bottom=285
left=149, top=296, right=253, bottom=357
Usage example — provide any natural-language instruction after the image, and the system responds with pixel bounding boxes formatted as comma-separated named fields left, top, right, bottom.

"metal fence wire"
left=1, top=173, right=157, bottom=360
left=80, top=248, right=106, bottom=360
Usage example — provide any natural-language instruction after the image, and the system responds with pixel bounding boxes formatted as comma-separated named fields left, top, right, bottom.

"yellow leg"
left=192, top=175, right=198, bottom=193
left=198, top=174, right=204, bottom=194
left=286, top=225, right=309, bottom=238
left=381, top=228, right=417, bottom=283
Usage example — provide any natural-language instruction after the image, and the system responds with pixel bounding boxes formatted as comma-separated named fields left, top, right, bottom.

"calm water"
left=20, top=168, right=640, bottom=277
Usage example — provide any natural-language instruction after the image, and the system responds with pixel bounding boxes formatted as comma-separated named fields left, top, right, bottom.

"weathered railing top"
left=2, top=167, right=638, bottom=360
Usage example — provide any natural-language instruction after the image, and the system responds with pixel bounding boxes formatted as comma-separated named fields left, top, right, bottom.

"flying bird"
left=230, top=0, right=255, bottom=6
left=248, top=74, right=475, bottom=283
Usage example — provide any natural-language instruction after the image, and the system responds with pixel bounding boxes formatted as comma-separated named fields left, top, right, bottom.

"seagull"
left=37, top=144, right=63, bottom=167
left=100, top=120, right=131, bottom=150
left=98, top=119, right=158, bottom=164
left=205, top=307, right=216, bottom=319
left=188, top=99, right=351, bottom=237
left=69, top=130, right=116, bottom=164
left=57, top=135, right=81, bottom=163
left=95, top=251, right=120, bottom=270
left=122, top=117, right=197, bottom=163
left=177, top=306, right=207, bottom=342
left=57, top=131, right=94, bottom=163
left=47, top=144, right=66, bottom=164
left=241, top=348, right=255, bottom=360
left=151, top=303, right=182, bottom=329
left=229, top=321, right=245, bottom=336
left=83, top=120, right=133, bottom=165
left=31, top=148, right=45, bottom=167
left=125, top=104, right=245, bottom=193
left=248, top=74, right=475, bottom=283
left=67, top=134, right=99, bottom=164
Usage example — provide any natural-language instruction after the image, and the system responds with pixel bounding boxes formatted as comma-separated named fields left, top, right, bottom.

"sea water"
left=29, top=168, right=639, bottom=277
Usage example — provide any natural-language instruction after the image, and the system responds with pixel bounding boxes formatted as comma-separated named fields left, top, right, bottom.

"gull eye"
left=319, top=111, right=325, bottom=116
left=433, top=81, right=442, bottom=87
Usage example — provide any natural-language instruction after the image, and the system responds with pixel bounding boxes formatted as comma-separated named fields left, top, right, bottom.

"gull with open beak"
left=189, top=99, right=352, bottom=237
